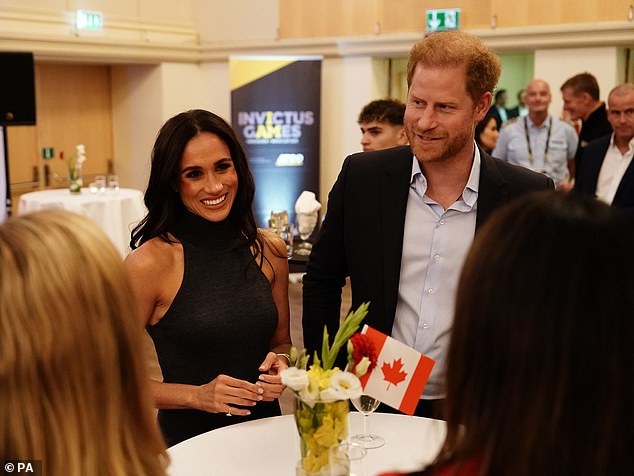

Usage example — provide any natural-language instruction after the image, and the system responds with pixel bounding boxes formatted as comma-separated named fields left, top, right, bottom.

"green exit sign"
left=426, top=8, right=461, bottom=32
left=76, top=10, right=103, bottom=31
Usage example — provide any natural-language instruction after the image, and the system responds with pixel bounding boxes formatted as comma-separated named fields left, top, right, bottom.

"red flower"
left=349, top=333, right=378, bottom=373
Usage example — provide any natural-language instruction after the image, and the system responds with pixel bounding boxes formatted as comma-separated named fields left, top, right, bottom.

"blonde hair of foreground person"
left=0, top=210, right=168, bottom=476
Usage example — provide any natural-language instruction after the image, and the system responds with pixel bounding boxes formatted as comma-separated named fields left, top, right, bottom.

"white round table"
left=18, top=188, right=146, bottom=257
left=167, top=412, right=446, bottom=476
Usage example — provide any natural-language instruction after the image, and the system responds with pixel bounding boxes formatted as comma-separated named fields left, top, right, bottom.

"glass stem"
left=363, top=414, right=369, bottom=435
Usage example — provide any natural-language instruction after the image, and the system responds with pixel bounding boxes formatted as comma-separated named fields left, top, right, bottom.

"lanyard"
left=524, top=116, right=552, bottom=165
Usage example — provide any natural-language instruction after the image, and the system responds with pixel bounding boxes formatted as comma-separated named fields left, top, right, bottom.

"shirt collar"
left=609, top=133, right=634, bottom=154
left=409, top=143, right=481, bottom=207
left=526, top=114, right=552, bottom=129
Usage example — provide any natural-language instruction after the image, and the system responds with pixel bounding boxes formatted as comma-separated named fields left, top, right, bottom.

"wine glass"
left=295, top=211, right=318, bottom=256
left=350, top=394, right=385, bottom=449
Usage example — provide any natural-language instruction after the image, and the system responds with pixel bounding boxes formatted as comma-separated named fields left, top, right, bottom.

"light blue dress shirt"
left=391, top=147, right=479, bottom=399
left=492, top=114, right=578, bottom=184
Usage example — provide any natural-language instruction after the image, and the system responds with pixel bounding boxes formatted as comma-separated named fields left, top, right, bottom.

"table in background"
left=18, top=188, right=146, bottom=257
left=289, top=240, right=310, bottom=273
left=168, top=412, right=446, bottom=476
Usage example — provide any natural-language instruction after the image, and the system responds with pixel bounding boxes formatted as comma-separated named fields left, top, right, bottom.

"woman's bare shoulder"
left=125, top=235, right=181, bottom=274
left=258, top=228, right=287, bottom=257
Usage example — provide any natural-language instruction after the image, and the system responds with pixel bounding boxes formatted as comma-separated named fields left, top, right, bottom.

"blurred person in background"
left=358, top=98, right=408, bottom=152
left=561, top=72, right=612, bottom=176
left=508, top=88, right=528, bottom=118
left=126, top=109, right=291, bottom=446
left=487, top=88, right=509, bottom=129
left=493, top=79, right=577, bottom=190
left=0, top=210, right=168, bottom=476
left=575, top=83, right=634, bottom=220
left=380, top=191, right=634, bottom=476
left=474, top=113, right=499, bottom=154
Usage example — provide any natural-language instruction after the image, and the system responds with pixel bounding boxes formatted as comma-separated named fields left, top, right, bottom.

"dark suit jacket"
left=507, top=105, right=522, bottom=120
left=302, top=146, right=554, bottom=354
left=575, top=134, right=634, bottom=220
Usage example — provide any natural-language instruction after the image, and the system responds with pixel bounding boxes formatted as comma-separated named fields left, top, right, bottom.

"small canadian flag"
left=358, top=325, right=435, bottom=415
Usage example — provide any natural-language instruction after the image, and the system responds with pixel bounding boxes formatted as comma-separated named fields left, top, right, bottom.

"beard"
left=406, top=123, right=473, bottom=164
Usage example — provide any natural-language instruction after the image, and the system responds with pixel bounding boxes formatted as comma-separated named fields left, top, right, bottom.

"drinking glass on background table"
left=295, top=211, right=317, bottom=256
left=95, top=175, right=106, bottom=192
left=107, top=174, right=120, bottom=191
left=275, top=223, right=294, bottom=259
left=351, top=394, right=385, bottom=449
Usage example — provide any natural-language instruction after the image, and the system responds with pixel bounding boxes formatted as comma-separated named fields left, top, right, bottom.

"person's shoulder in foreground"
left=378, top=458, right=480, bottom=476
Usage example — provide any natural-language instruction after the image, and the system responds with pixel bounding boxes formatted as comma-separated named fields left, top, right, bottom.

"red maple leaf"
left=381, top=358, right=408, bottom=391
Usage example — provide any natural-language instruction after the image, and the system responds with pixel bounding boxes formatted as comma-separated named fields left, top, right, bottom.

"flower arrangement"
left=281, top=302, right=377, bottom=475
left=66, top=144, right=87, bottom=193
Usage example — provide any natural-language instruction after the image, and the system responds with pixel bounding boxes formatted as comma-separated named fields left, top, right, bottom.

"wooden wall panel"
left=380, top=0, right=492, bottom=33
left=280, top=0, right=631, bottom=38
left=278, top=0, right=380, bottom=38
left=491, top=0, right=630, bottom=28
left=33, top=63, right=113, bottom=187
left=6, top=126, right=38, bottom=186
left=6, top=62, right=113, bottom=214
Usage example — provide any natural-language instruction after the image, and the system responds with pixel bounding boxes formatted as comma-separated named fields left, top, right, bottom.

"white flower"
left=354, top=356, right=371, bottom=377
left=298, top=380, right=320, bottom=407
left=281, top=367, right=309, bottom=392
left=75, top=144, right=86, bottom=165
left=319, top=386, right=345, bottom=402
left=329, top=371, right=362, bottom=399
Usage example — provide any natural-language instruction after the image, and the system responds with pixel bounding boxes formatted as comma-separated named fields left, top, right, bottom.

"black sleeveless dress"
left=147, top=211, right=281, bottom=446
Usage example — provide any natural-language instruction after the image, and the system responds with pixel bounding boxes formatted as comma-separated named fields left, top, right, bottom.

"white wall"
left=200, top=61, right=231, bottom=123
left=534, top=47, right=625, bottom=117
left=111, top=64, right=163, bottom=191
left=111, top=61, right=231, bottom=192
left=319, top=56, right=391, bottom=207
left=160, top=63, right=215, bottom=121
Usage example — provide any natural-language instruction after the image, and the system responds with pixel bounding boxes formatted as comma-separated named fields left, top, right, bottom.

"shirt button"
left=439, top=219, right=445, bottom=225
left=434, top=254, right=440, bottom=262
left=427, top=288, right=433, bottom=294
left=422, top=322, right=430, bottom=329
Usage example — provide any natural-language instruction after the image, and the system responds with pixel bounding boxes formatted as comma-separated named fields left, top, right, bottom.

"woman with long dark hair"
left=126, top=109, right=291, bottom=446
left=474, top=113, right=499, bottom=154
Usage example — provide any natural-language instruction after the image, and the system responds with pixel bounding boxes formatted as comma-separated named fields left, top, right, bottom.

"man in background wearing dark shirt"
left=561, top=72, right=612, bottom=178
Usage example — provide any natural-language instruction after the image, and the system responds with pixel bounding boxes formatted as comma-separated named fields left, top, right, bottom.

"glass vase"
left=68, top=163, right=83, bottom=194
left=294, top=398, right=349, bottom=476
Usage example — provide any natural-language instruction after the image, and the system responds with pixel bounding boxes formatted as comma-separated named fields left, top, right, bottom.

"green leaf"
left=321, top=302, right=370, bottom=370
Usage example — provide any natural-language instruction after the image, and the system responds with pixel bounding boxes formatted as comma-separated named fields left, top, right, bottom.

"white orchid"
left=75, top=144, right=87, bottom=165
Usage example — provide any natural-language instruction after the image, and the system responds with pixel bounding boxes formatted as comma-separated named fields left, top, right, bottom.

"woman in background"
left=126, top=109, right=291, bottom=446
left=474, top=113, right=499, bottom=155
left=0, top=210, right=167, bottom=476
left=382, top=191, right=633, bottom=476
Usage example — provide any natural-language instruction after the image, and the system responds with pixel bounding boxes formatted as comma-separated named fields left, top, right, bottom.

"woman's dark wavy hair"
left=474, top=113, right=496, bottom=154
left=130, top=109, right=259, bottom=255
left=416, top=191, right=634, bottom=476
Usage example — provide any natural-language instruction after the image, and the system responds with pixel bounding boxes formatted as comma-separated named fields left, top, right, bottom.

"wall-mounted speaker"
left=0, top=52, right=36, bottom=126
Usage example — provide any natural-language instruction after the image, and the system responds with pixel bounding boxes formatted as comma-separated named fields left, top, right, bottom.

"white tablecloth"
left=18, top=188, right=146, bottom=257
left=167, top=412, right=446, bottom=476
